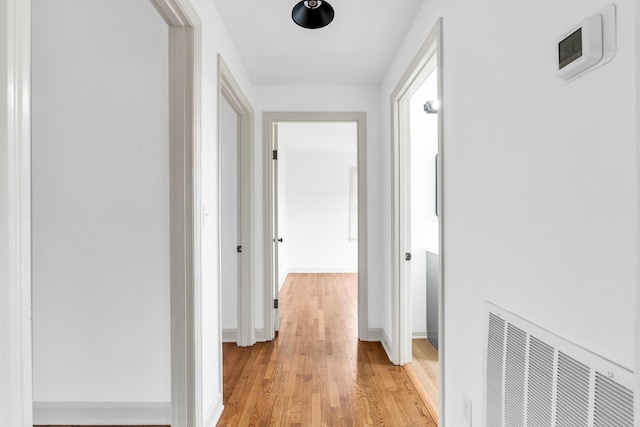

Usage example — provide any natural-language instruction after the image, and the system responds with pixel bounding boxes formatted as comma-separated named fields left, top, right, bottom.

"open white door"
left=272, top=122, right=280, bottom=332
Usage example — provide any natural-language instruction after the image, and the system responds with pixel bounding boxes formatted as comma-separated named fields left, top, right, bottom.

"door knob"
left=278, top=238, right=283, bottom=242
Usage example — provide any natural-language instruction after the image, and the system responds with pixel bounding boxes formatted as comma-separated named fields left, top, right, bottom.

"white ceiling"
left=278, top=122, right=358, bottom=155
left=212, top=0, right=425, bottom=85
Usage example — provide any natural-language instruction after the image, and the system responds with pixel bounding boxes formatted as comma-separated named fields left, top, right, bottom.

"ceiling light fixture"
left=292, top=0, right=335, bottom=29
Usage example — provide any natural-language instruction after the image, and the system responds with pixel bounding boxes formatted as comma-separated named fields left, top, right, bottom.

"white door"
left=272, top=122, right=280, bottom=332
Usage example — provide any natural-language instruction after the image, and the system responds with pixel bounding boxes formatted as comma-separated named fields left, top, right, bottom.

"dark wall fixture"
left=292, top=0, right=335, bottom=29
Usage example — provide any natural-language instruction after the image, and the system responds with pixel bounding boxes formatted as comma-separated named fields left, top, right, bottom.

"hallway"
left=218, top=273, right=436, bottom=426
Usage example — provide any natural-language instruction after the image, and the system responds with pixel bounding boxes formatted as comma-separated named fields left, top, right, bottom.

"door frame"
left=390, top=17, right=444, bottom=423
left=151, top=2, right=202, bottom=424
left=263, top=112, right=368, bottom=341
left=1, top=0, right=32, bottom=424
left=5, top=0, right=204, bottom=425
left=217, top=54, right=255, bottom=348
left=636, top=0, right=640, bottom=417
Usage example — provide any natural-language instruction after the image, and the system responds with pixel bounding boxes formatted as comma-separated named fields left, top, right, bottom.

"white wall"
left=410, top=71, right=439, bottom=335
left=382, top=1, right=636, bottom=426
left=221, top=95, right=238, bottom=333
left=32, top=0, right=170, bottom=402
left=254, top=85, right=384, bottom=331
left=284, top=152, right=358, bottom=273
left=410, top=71, right=439, bottom=255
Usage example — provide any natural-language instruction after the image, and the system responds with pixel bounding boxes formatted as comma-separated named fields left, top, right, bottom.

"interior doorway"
left=220, top=95, right=241, bottom=342
left=218, top=55, right=255, bottom=349
left=406, top=67, right=440, bottom=420
left=29, top=0, right=202, bottom=425
left=263, top=112, right=368, bottom=342
left=391, top=18, right=443, bottom=425
left=274, top=122, right=359, bottom=331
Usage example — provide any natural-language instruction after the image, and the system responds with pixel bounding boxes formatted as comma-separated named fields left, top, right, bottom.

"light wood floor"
left=404, top=339, right=439, bottom=423
left=218, top=273, right=436, bottom=426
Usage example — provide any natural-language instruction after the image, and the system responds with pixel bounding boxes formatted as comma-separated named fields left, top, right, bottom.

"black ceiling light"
left=292, top=0, right=335, bottom=29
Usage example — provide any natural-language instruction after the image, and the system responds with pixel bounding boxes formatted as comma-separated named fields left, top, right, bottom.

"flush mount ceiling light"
left=292, top=0, right=335, bottom=29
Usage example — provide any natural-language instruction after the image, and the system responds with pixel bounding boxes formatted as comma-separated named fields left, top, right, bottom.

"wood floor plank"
left=404, top=338, right=439, bottom=423
left=218, top=273, right=436, bottom=426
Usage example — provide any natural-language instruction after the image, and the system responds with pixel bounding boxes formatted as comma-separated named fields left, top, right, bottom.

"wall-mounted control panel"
left=557, top=4, right=616, bottom=81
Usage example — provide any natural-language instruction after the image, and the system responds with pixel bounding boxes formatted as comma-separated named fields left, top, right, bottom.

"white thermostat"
left=556, top=4, right=617, bottom=81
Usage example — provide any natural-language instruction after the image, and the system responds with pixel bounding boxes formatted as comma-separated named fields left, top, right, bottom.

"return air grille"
left=483, top=302, right=634, bottom=427
left=504, top=324, right=527, bottom=426
left=593, top=373, right=634, bottom=427
left=486, top=313, right=505, bottom=427
left=526, top=337, right=554, bottom=427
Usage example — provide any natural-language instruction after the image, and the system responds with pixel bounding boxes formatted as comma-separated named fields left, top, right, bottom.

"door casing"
left=151, top=1, right=202, bottom=424
left=1, top=0, right=32, bottom=424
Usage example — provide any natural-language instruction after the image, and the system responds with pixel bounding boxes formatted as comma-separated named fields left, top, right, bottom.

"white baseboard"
left=412, top=330, right=428, bottom=339
left=203, top=392, right=224, bottom=427
left=222, top=328, right=238, bottom=343
left=255, top=328, right=267, bottom=342
left=279, top=270, right=288, bottom=289
left=369, top=328, right=393, bottom=360
left=380, top=329, right=393, bottom=363
left=287, top=268, right=358, bottom=273
left=32, top=401, right=171, bottom=425
left=366, top=328, right=393, bottom=363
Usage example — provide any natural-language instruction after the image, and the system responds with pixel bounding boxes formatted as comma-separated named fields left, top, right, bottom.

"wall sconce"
left=424, top=100, right=439, bottom=114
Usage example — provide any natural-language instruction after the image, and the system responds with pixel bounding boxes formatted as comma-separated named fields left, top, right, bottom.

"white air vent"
left=483, top=302, right=634, bottom=427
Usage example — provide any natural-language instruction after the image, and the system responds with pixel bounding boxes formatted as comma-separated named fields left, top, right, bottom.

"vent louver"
left=593, top=373, right=633, bottom=427
left=486, top=313, right=505, bottom=427
left=483, top=303, right=634, bottom=427
left=526, top=337, right=554, bottom=427
left=504, top=324, right=527, bottom=426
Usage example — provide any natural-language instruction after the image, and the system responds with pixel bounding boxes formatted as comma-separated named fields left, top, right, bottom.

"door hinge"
left=237, top=245, right=242, bottom=253
left=274, top=299, right=279, bottom=309
left=405, top=253, right=412, bottom=261
left=273, top=150, right=278, bottom=160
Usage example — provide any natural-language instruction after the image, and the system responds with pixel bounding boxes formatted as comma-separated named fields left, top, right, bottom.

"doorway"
left=406, top=67, right=440, bottom=420
left=218, top=55, right=255, bottom=348
left=29, top=0, right=201, bottom=425
left=391, top=17, right=443, bottom=424
left=263, top=112, right=368, bottom=342
left=275, top=122, right=359, bottom=329
left=31, top=0, right=171, bottom=421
